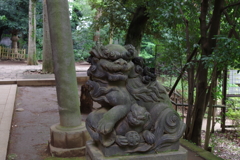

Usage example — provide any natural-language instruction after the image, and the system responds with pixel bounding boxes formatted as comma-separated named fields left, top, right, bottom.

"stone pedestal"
left=49, top=122, right=91, bottom=157
left=86, top=140, right=188, bottom=160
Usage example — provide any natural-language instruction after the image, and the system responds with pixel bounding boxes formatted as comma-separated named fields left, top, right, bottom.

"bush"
left=73, top=49, right=90, bottom=61
left=226, top=98, right=240, bottom=130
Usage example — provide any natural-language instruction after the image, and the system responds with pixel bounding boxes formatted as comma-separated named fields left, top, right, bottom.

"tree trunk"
left=185, top=20, right=195, bottom=140
left=42, top=0, right=53, bottom=73
left=186, top=0, right=209, bottom=144
left=27, top=0, right=38, bottom=65
left=204, top=66, right=217, bottom=150
left=109, top=27, right=114, bottom=44
left=178, top=4, right=196, bottom=138
left=223, top=9, right=240, bottom=40
left=186, top=0, right=224, bottom=145
left=46, top=0, right=81, bottom=127
left=188, top=61, right=208, bottom=145
left=93, top=9, right=101, bottom=43
left=125, top=6, right=149, bottom=54
left=0, top=27, right=4, bottom=39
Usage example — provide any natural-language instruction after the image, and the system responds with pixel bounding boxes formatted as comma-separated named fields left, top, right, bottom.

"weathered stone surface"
left=49, top=122, right=91, bottom=157
left=96, top=141, right=180, bottom=157
left=50, top=144, right=86, bottom=157
left=85, top=44, right=186, bottom=156
left=86, top=140, right=188, bottom=160
left=50, top=125, right=67, bottom=148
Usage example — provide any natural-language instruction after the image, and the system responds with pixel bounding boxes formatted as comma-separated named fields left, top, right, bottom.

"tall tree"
left=0, top=0, right=29, bottom=51
left=88, top=0, right=153, bottom=53
left=46, top=0, right=81, bottom=128
left=0, top=0, right=29, bottom=35
left=27, top=0, right=38, bottom=65
left=42, top=0, right=53, bottom=73
left=185, top=0, right=239, bottom=145
left=90, top=0, right=189, bottom=54
left=46, top=0, right=89, bottom=156
left=125, top=6, right=149, bottom=53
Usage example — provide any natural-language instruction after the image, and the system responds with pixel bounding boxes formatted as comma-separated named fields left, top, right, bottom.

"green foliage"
left=139, top=41, right=155, bottom=68
left=226, top=108, right=240, bottom=121
left=73, top=49, right=90, bottom=61
left=140, top=41, right=155, bottom=59
left=7, top=153, right=17, bottom=160
left=72, top=28, right=94, bottom=61
left=89, top=0, right=130, bottom=32
left=226, top=108, right=240, bottom=130
left=0, top=0, right=29, bottom=32
left=69, top=0, right=94, bottom=31
left=0, top=15, right=7, bottom=21
left=69, top=0, right=96, bottom=61
left=0, top=0, right=42, bottom=65
left=226, top=97, right=240, bottom=130
left=156, top=29, right=188, bottom=76
left=158, top=76, right=188, bottom=98
left=18, top=37, right=27, bottom=49
left=202, top=36, right=240, bottom=70
left=211, top=85, right=223, bottom=101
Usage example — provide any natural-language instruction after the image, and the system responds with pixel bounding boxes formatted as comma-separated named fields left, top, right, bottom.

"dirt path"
left=7, top=86, right=92, bottom=160
left=7, top=87, right=60, bottom=160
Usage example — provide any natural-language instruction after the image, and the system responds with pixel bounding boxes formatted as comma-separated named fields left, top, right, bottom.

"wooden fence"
left=0, top=46, right=26, bottom=60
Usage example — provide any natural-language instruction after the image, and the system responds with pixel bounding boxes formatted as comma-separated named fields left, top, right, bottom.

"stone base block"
left=86, top=141, right=188, bottom=160
left=96, top=141, right=179, bottom=157
left=49, top=143, right=85, bottom=157
left=49, top=122, right=91, bottom=157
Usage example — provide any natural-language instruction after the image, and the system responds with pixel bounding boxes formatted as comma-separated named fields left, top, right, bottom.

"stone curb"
left=0, top=84, right=17, bottom=160
left=180, top=139, right=224, bottom=160
left=0, top=77, right=89, bottom=86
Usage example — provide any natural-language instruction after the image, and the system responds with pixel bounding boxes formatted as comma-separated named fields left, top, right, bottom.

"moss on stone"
left=105, top=44, right=127, bottom=53
left=180, top=139, right=224, bottom=160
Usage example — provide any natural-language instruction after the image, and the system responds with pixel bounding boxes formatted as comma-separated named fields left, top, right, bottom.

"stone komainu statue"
left=85, top=44, right=186, bottom=155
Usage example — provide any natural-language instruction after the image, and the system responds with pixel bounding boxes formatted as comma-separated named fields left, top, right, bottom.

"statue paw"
left=99, top=131, right=116, bottom=147
left=97, top=119, right=115, bottom=135
left=116, top=135, right=128, bottom=146
left=143, top=130, right=155, bottom=144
